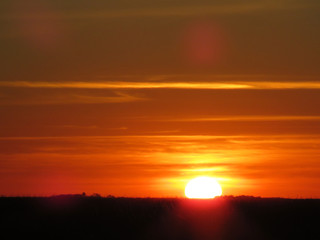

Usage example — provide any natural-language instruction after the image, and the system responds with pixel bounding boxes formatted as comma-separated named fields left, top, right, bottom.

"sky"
left=0, top=0, right=320, bottom=198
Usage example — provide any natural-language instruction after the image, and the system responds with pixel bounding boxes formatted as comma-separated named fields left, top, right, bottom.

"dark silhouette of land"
left=0, top=195, right=319, bottom=240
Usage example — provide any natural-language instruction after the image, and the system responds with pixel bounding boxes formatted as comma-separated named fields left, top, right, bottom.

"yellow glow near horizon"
left=185, top=176, right=222, bottom=199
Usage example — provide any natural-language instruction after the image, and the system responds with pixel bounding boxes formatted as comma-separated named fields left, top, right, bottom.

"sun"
left=185, top=176, right=222, bottom=199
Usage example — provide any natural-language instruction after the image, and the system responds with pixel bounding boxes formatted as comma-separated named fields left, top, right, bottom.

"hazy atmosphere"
left=1, top=0, right=320, bottom=198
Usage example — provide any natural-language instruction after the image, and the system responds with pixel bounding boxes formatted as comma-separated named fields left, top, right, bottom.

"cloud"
left=0, top=90, right=146, bottom=105
left=1, top=134, right=320, bottom=196
left=1, top=80, right=320, bottom=90
left=152, top=116, right=320, bottom=122
left=2, top=0, right=319, bottom=20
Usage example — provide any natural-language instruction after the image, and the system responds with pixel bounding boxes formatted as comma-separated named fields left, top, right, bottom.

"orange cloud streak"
left=2, top=81, right=320, bottom=89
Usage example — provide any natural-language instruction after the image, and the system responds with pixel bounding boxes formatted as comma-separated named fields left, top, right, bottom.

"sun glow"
left=185, top=176, right=222, bottom=199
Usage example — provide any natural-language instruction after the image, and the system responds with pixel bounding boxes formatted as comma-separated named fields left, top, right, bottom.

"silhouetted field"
left=0, top=195, right=319, bottom=240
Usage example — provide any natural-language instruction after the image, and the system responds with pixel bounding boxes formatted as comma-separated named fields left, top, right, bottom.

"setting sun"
left=185, top=177, right=222, bottom=199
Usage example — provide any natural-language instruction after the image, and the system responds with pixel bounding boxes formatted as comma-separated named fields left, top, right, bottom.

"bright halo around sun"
left=185, top=176, right=222, bottom=199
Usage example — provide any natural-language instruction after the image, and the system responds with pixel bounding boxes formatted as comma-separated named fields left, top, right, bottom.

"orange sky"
left=0, top=0, right=320, bottom=198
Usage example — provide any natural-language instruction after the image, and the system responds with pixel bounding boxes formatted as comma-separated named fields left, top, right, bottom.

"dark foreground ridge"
left=1, top=195, right=319, bottom=240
